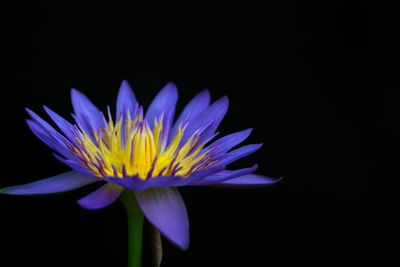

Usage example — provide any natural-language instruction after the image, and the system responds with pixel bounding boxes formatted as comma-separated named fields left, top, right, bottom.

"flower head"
left=1, top=81, right=280, bottom=249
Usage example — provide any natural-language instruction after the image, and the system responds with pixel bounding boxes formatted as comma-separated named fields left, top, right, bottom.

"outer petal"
left=205, top=128, right=253, bottom=159
left=77, top=183, right=124, bottom=210
left=25, top=109, right=74, bottom=159
left=26, top=119, right=72, bottom=159
left=26, top=108, right=59, bottom=135
left=116, top=80, right=137, bottom=118
left=217, top=143, right=263, bottom=166
left=71, top=88, right=104, bottom=131
left=145, top=82, right=178, bottom=130
left=104, top=176, right=150, bottom=191
left=52, top=153, right=100, bottom=179
left=43, top=106, right=77, bottom=142
left=135, top=187, right=189, bottom=250
left=170, top=89, right=210, bottom=139
left=194, top=165, right=258, bottom=185
left=182, top=96, right=229, bottom=145
left=174, top=165, right=225, bottom=186
left=103, top=165, right=224, bottom=190
left=218, top=174, right=282, bottom=186
left=0, top=171, right=98, bottom=195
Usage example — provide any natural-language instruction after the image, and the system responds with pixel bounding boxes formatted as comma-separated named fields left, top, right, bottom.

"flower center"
left=69, top=106, right=215, bottom=179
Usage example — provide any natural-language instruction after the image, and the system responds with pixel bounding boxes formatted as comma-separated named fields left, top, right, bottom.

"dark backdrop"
left=1, top=1, right=398, bottom=267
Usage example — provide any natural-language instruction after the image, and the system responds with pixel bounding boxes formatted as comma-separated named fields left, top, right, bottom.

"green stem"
left=120, top=190, right=144, bottom=267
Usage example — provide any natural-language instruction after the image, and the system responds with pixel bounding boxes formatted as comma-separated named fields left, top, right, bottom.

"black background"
left=1, top=1, right=399, bottom=266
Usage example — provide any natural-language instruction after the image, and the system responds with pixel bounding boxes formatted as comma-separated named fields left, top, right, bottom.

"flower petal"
left=26, top=108, right=58, bottom=135
left=135, top=187, right=189, bottom=250
left=217, top=143, right=263, bottom=166
left=103, top=165, right=224, bottom=190
left=205, top=128, right=253, bottom=159
left=25, top=108, right=71, bottom=151
left=77, top=183, right=124, bottom=210
left=116, top=80, right=137, bottom=118
left=218, top=174, right=282, bottom=186
left=52, top=153, right=100, bottom=179
left=0, top=171, right=98, bottom=195
left=182, top=96, right=229, bottom=145
left=174, top=165, right=225, bottom=186
left=71, top=88, right=104, bottom=131
left=170, top=89, right=210, bottom=139
left=143, top=165, right=225, bottom=188
left=145, top=82, right=178, bottom=130
left=104, top=175, right=183, bottom=191
left=194, top=164, right=258, bottom=185
left=104, top=176, right=150, bottom=191
left=43, top=105, right=77, bottom=141
left=26, top=119, right=73, bottom=160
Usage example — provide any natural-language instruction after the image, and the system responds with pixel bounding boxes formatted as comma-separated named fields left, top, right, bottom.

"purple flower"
left=1, top=81, right=280, bottom=249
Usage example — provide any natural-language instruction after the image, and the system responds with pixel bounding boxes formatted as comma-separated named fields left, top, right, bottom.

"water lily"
left=1, top=80, right=280, bottom=267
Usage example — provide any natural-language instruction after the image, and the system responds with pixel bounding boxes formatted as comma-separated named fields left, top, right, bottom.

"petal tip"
left=221, top=95, right=229, bottom=103
left=76, top=199, right=111, bottom=210
left=200, top=88, right=210, bottom=96
left=0, top=188, right=8, bottom=195
left=43, top=105, right=53, bottom=115
left=70, top=88, right=84, bottom=99
left=0, top=187, right=22, bottom=195
left=179, top=239, right=190, bottom=251
left=163, top=81, right=178, bottom=94
left=25, top=107, right=38, bottom=118
left=243, top=128, right=253, bottom=137
left=120, top=79, right=132, bottom=91
left=168, top=229, right=190, bottom=250
left=70, top=88, right=78, bottom=95
left=166, top=81, right=177, bottom=87
left=76, top=199, right=96, bottom=210
left=213, top=95, right=229, bottom=111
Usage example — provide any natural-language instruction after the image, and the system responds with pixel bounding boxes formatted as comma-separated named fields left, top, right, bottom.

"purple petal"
left=25, top=110, right=73, bottom=157
left=0, top=171, right=98, bottom=195
left=174, top=165, right=225, bottom=186
left=116, top=80, right=137, bottom=118
left=52, top=153, right=100, bottom=179
left=104, top=165, right=224, bottom=190
left=104, top=176, right=150, bottom=191
left=26, top=119, right=72, bottom=160
left=217, top=143, right=263, bottom=166
left=218, top=174, right=282, bottom=186
left=170, top=89, right=210, bottom=140
left=205, top=128, right=253, bottom=159
left=182, top=96, right=229, bottom=145
left=158, top=107, right=175, bottom=151
left=26, top=108, right=58, bottom=134
left=43, top=106, right=76, bottom=142
left=77, top=183, right=124, bottom=210
left=104, top=175, right=182, bottom=191
left=71, top=88, right=105, bottom=131
left=142, top=165, right=225, bottom=188
left=135, top=187, right=189, bottom=250
left=145, top=82, right=178, bottom=130
left=140, top=175, right=184, bottom=189
left=194, top=164, right=258, bottom=185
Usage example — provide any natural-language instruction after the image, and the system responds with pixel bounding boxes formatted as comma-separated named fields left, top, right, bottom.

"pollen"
left=69, top=106, right=213, bottom=179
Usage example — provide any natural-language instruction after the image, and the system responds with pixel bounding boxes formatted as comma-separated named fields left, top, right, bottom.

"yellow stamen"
left=70, top=111, right=209, bottom=180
